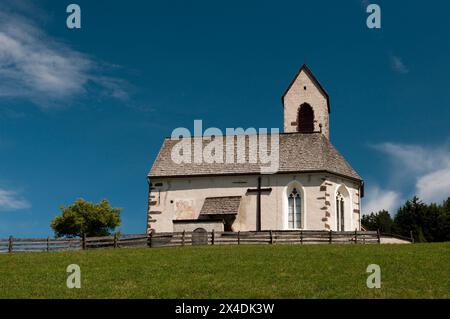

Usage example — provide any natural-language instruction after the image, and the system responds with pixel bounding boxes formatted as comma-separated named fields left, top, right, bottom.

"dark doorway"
left=222, top=215, right=236, bottom=232
left=297, top=103, right=315, bottom=133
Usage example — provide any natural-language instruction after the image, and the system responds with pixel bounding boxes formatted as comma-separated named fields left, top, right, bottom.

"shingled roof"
left=149, top=132, right=361, bottom=181
left=200, top=196, right=241, bottom=215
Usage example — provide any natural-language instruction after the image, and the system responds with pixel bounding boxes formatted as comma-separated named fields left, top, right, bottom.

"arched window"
left=288, top=188, right=302, bottom=229
left=297, top=103, right=314, bottom=133
left=336, top=192, right=345, bottom=231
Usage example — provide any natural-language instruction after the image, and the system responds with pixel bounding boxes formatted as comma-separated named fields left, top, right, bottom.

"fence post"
left=237, top=231, right=240, bottom=245
left=211, top=230, right=215, bottom=245
left=354, top=229, right=358, bottom=244
left=182, top=230, right=185, bottom=246
left=270, top=230, right=273, bottom=244
left=113, top=233, right=118, bottom=248
left=300, top=230, right=303, bottom=244
left=147, top=232, right=153, bottom=248
left=329, top=230, right=333, bottom=244
left=82, top=233, right=86, bottom=250
left=377, top=229, right=381, bottom=244
left=8, top=236, right=13, bottom=253
left=410, top=230, right=414, bottom=243
left=47, top=236, right=50, bottom=252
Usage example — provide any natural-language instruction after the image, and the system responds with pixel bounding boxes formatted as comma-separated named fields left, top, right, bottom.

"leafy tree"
left=442, top=197, right=450, bottom=212
left=392, top=196, right=450, bottom=242
left=361, top=213, right=377, bottom=231
left=361, top=210, right=393, bottom=233
left=51, top=199, right=121, bottom=237
left=393, top=196, right=426, bottom=242
left=363, top=195, right=450, bottom=242
left=422, top=203, right=442, bottom=242
left=436, top=198, right=450, bottom=242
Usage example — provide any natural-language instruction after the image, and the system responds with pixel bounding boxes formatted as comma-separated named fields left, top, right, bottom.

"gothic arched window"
left=288, top=188, right=302, bottom=229
left=336, top=192, right=345, bottom=231
left=297, top=103, right=314, bottom=133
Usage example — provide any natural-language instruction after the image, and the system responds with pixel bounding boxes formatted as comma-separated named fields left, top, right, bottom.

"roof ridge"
left=163, top=131, right=324, bottom=139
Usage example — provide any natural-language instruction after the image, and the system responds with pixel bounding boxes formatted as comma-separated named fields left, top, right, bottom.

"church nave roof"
left=149, top=132, right=361, bottom=181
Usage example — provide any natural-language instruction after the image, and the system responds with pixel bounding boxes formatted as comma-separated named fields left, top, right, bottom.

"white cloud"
left=389, top=55, right=409, bottom=74
left=372, top=142, right=450, bottom=205
left=372, top=142, right=450, bottom=173
left=416, top=166, right=450, bottom=203
left=363, top=186, right=400, bottom=215
left=0, top=2, right=129, bottom=107
left=0, top=188, right=30, bottom=211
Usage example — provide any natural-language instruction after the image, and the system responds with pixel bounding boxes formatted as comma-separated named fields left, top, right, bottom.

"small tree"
left=361, top=212, right=378, bottom=231
left=51, top=199, right=121, bottom=237
left=361, top=210, right=393, bottom=233
left=393, top=196, right=427, bottom=242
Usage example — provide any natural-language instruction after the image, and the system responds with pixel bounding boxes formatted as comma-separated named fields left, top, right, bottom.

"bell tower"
left=282, top=64, right=330, bottom=139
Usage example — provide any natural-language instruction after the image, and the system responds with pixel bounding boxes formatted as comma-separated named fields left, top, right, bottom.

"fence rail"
left=0, top=230, right=410, bottom=253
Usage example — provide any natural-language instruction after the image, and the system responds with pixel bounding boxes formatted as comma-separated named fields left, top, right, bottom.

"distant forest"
left=362, top=196, right=450, bottom=242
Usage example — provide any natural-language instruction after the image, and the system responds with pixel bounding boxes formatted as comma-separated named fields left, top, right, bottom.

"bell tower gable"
left=282, top=64, right=330, bottom=139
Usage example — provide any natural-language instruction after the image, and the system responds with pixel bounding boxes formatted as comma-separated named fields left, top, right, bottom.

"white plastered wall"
left=148, top=173, right=361, bottom=233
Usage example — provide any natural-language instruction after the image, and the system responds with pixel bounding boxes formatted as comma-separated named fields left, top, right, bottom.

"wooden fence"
left=150, top=230, right=384, bottom=247
left=0, top=230, right=403, bottom=253
left=0, top=237, right=82, bottom=253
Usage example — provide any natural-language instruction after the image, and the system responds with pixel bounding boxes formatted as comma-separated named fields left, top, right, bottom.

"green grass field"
left=0, top=243, right=449, bottom=298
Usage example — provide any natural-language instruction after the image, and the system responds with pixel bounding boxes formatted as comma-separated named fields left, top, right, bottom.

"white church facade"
left=147, top=65, right=363, bottom=233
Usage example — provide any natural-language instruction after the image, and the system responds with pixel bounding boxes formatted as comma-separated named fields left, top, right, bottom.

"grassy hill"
left=0, top=243, right=449, bottom=298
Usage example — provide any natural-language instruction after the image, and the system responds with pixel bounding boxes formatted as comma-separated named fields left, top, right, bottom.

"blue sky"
left=1, top=0, right=449, bottom=237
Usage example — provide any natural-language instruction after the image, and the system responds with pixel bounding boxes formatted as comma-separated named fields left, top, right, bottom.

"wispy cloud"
left=372, top=143, right=449, bottom=174
left=0, top=188, right=30, bottom=211
left=389, top=55, right=409, bottom=74
left=370, top=142, right=450, bottom=209
left=363, top=186, right=401, bottom=215
left=415, top=166, right=450, bottom=203
left=0, top=1, right=129, bottom=107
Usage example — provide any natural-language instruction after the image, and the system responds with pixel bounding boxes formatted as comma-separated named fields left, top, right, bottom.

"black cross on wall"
left=246, top=176, right=272, bottom=231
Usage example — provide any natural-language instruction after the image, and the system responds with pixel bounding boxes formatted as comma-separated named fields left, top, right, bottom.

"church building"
left=147, top=65, right=363, bottom=233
